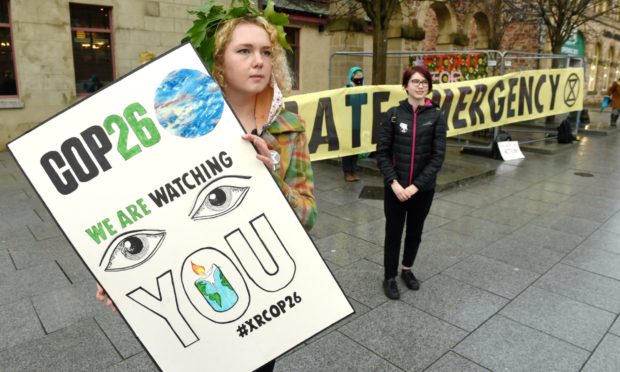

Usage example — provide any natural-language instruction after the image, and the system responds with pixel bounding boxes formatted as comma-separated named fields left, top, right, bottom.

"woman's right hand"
left=391, top=180, right=409, bottom=202
left=241, top=133, right=275, bottom=171
left=96, top=283, right=117, bottom=312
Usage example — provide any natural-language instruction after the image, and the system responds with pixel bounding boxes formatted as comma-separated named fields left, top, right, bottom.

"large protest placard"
left=8, top=43, right=353, bottom=371
left=286, top=68, right=584, bottom=160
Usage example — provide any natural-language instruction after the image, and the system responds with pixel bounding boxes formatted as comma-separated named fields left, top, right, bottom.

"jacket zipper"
left=408, top=108, right=417, bottom=186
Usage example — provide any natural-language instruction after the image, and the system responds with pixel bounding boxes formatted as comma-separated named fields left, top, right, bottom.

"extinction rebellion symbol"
left=564, top=73, right=580, bottom=107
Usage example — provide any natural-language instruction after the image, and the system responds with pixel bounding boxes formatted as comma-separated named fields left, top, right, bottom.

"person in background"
left=96, top=10, right=316, bottom=372
left=342, top=66, right=364, bottom=182
left=84, top=74, right=103, bottom=93
left=607, top=77, right=620, bottom=127
left=376, top=65, right=446, bottom=300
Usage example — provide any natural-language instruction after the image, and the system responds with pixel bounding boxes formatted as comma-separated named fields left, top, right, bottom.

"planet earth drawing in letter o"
left=154, top=69, right=224, bottom=138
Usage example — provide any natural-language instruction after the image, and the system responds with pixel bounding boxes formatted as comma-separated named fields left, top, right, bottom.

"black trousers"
left=341, top=155, right=357, bottom=172
left=254, top=360, right=275, bottom=372
left=383, top=187, right=435, bottom=280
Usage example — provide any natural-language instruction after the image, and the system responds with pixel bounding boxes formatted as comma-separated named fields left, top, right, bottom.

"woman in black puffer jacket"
left=376, top=65, right=447, bottom=300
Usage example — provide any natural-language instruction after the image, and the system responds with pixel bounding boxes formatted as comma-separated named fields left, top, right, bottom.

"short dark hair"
left=402, top=65, right=433, bottom=92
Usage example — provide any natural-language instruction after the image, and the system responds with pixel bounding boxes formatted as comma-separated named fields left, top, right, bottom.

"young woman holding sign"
left=376, top=65, right=447, bottom=300
left=212, top=16, right=317, bottom=232
left=97, top=7, right=317, bottom=372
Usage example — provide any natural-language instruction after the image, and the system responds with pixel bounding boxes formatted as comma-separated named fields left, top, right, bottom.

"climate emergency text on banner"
left=286, top=68, right=583, bottom=161
left=7, top=43, right=353, bottom=372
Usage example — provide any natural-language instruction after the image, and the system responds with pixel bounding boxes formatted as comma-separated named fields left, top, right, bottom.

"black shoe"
left=383, top=278, right=400, bottom=300
left=401, top=270, right=420, bottom=290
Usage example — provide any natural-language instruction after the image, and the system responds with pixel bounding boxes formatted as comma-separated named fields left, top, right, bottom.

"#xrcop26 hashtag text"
left=236, top=292, right=302, bottom=338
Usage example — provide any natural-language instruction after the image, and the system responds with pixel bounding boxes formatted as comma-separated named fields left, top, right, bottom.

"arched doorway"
left=424, top=2, right=456, bottom=51
left=467, top=12, right=491, bottom=49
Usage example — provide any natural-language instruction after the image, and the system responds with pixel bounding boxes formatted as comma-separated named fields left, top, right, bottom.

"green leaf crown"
left=182, top=0, right=292, bottom=72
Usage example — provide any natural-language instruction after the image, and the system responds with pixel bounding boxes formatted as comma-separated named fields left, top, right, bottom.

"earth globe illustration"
left=154, top=69, right=224, bottom=138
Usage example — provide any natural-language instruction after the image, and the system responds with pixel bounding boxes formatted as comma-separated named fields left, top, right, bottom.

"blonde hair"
left=213, top=16, right=292, bottom=93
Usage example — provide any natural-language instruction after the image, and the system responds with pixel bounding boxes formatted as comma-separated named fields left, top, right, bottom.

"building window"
left=0, top=0, right=17, bottom=96
left=589, top=44, right=601, bottom=93
left=604, top=47, right=614, bottom=92
left=70, top=3, right=113, bottom=95
left=285, top=27, right=300, bottom=90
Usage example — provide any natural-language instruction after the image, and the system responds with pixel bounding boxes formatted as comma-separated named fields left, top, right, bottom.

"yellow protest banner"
left=285, top=68, right=584, bottom=161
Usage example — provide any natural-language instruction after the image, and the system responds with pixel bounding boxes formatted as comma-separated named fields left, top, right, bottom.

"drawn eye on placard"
left=189, top=176, right=251, bottom=220
left=99, top=230, right=166, bottom=271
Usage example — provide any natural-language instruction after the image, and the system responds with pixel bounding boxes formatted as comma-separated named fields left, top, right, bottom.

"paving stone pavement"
left=1, top=109, right=620, bottom=371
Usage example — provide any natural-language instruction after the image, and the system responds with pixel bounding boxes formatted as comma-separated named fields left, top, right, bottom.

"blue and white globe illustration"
left=154, top=69, right=224, bottom=138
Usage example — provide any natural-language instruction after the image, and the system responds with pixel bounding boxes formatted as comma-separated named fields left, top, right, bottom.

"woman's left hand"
left=242, top=133, right=275, bottom=171
left=404, top=184, right=419, bottom=197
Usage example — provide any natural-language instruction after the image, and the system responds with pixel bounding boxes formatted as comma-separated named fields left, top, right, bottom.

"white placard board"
left=497, top=140, right=525, bottom=161
left=8, top=43, right=353, bottom=371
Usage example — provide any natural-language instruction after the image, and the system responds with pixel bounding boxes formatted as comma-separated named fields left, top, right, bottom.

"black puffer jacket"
left=376, top=99, right=447, bottom=191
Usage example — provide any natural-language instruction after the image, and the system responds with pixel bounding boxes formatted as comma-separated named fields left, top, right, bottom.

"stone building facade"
left=1, top=0, right=619, bottom=149
left=1, top=0, right=202, bottom=149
